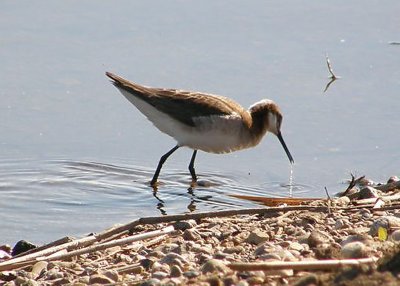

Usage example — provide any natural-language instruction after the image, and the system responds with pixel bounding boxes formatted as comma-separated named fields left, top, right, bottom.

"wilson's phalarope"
left=106, top=72, right=294, bottom=186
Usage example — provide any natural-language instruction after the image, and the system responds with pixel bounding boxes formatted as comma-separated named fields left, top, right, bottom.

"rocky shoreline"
left=1, top=176, right=400, bottom=286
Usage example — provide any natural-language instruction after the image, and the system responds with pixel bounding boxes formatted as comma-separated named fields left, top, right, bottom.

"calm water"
left=1, top=1, right=399, bottom=244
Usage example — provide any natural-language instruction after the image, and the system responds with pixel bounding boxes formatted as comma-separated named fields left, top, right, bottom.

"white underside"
left=118, top=89, right=255, bottom=153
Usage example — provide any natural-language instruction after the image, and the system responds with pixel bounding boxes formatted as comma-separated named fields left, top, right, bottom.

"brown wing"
left=106, top=72, right=248, bottom=127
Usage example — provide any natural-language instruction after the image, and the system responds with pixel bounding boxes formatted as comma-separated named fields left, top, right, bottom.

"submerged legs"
left=188, top=150, right=198, bottom=182
left=151, top=145, right=180, bottom=186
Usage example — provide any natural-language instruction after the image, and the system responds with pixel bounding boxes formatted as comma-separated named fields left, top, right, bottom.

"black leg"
left=151, top=145, right=180, bottom=186
left=188, top=150, right=198, bottom=182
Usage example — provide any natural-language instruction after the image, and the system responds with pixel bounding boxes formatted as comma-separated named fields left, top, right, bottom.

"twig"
left=96, top=206, right=329, bottom=241
left=228, top=257, right=377, bottom=272
left=0, top=236, right=96, bottom=271
left=325, top=187, right=331, bottom=214
left=37, top=226, right=174, bottom=262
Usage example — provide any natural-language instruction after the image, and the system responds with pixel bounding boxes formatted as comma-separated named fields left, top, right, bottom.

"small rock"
left=174, top=220, right=197, bottom=231
left=358, top=186, right=379, bottom=199
left=341, top=234, right=373, bottom=246
left=391, top=230, right=400, bottom=241
left=201, top=259, right=229, bottom=274
left=387, top=176, right=399, bottom=183
left=183, top=229, right=201, bottom=241
left=289, top=242, right=304, bottom=252
left=170, top=265, right=182, bottom=277
left=11, top=240, right=36, bottom=256
left=102, top=269, right=119, bottom=282
left=341, top=241, right=369, bottom=259
left=333, top=196, right=351, bottom=206
left=140, top=278, right=161, bottom=286
left=89, top=274, right=114, bottom=284
left=245, top=230, right=270, bottom=245
left=183, top=270, right=200, bottom=279
left=223, top=246, right=244, bottom=254
left=160, top=253, right=188, bottom=268
left=152, top=271, right=168, bottom=280
left=246, top=276, right=264, bottom=285
left=307, top=230, right=332, bottom=247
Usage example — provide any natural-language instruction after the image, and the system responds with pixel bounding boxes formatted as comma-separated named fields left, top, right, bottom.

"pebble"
left=140, top=278, right=161, bottom=286
left=102, top=269, right=119, bottom=282
left=170, top=265, right=183, bottom=277
left=245, top=230, right=270, bottom=245
left=223, top=246, right=244, bottom=254
left=183, top=229, right=202, bottom=241
left=11, top=240, right=37, bottom=256
left=174, top=220, right=197, bottom=231
left=341, top=234, right=373, bottom=246
left=391, top=230, right=400, bottom=241
left=152, top=271, right=169, bottom=280
left=89, top=273, right=114, bottom=284
left=358, top=186, right=379, bottom=199
left=341, top=241, right=369, bottom=259
left=183, top=270, right=200, bottom=279
left=307, top=230, right=332, bottom=247
left=201, top=259, right=229, bottom=274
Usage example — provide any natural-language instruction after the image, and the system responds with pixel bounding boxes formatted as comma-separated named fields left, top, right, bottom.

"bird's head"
left=249, top=99, right=294, bottom=164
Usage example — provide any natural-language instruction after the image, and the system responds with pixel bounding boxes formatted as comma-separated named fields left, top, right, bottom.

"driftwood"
left=0, top=226, right=173, bottom=272
left=228, top=257, right=377, bottom=272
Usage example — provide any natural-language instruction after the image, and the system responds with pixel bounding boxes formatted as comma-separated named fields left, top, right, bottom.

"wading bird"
left=106, top=72, right=294, bottom=187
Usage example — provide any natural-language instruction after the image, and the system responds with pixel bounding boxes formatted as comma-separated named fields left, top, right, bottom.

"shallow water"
left=1, top=1, right=399, bottom=244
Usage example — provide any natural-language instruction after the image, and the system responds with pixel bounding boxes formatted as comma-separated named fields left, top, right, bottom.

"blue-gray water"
left=1, top=1, right=399, bottom=244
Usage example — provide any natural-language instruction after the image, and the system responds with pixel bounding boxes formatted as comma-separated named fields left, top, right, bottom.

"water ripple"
left=0, top=158, right=317, bottom=244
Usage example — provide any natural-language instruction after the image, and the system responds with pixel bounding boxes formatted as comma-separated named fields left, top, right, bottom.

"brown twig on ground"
left=228, top=257, right=377, bottom=272
left=342, top=173, right=366, bottom=196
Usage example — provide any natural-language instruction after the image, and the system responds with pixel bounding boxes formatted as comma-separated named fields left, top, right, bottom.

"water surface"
left=0, top=1, right=399, bottom=244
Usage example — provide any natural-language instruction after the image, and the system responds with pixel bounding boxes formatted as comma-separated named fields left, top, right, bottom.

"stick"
left=37, top=226, right=174, bottom=262
left=228, top=257, right=377, bottom=272
left=0, top=236, right=96, bottom=271
left=95, top=206, right=329, bottom=241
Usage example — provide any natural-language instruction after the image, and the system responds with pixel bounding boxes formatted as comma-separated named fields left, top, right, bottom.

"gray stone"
left=152, top=271, right=169, bottom=280
left=358, top=186, right=379, bottom=199
left=391, top=230, right=400, bottom=241
left=140, top=278, right=161, bottom=286
left=245, top=230, right=270, bottom=245
left=183, top=270, right=200, bottom=279
left=174, top=220, right=197, bottom=231
left=341, top=234, right=373, bottom=246
left=341, top=241, right=369, bottom=259
left=170, top=265, right=183, bottom=277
